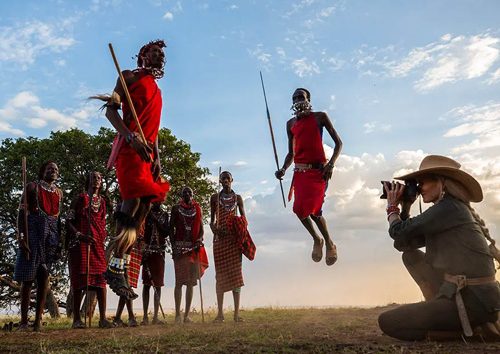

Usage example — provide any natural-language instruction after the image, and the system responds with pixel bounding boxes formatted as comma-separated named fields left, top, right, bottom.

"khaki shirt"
left=389, top=194, right=500, bottom=312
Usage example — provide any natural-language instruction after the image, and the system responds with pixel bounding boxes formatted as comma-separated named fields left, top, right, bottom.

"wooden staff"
left=108, top=43, right=147, bottom=144
left=85, top=171, right=93, bottom=328
left=143, top=264, right=166, bottom=319
left=196, top=247, right=205, bottom=323
left=259, top=71, right=286, bottom=208
left=21, top=157, right=30, bottom=260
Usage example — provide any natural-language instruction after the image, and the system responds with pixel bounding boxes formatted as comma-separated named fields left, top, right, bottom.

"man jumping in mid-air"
left=275, top=88, right=342, bottom=266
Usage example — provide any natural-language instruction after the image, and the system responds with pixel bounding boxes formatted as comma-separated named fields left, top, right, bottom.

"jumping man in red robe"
left=95, top=40, right=170, bottom=299
left=275, top=88, right=343, bottom=266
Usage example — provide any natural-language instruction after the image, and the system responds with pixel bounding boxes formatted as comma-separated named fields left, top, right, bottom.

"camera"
left=380, top=179, right=419, bottom=202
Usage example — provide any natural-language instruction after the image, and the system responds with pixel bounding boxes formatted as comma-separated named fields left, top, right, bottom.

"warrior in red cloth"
left=141, top=202, right=169, bottom=325
left=170, top=187, right=208, bottom=324
left=95, top=40, right=170, bottom=299
left=275, top=88, right=342, bottom=266
left=210, top=172, right=248, bottom=322
left=15, top=161, right=63, bottom=331
left=67, top=171, right=112, bottom=328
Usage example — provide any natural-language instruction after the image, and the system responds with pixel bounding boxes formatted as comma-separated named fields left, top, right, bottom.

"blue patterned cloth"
left=14, top=213, right=60, bottom=282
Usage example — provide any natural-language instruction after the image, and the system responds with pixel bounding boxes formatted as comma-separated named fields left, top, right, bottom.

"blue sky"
left=1, top=0, right=500, bottom=309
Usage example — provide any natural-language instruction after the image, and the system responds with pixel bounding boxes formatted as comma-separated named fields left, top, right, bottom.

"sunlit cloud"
left=0, top=91, right=98, bottom=136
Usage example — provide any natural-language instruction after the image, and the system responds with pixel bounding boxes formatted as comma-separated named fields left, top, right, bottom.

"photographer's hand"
left=384, top=181, right=405, bottom=206
left=384, top=182, right=405, bottom=224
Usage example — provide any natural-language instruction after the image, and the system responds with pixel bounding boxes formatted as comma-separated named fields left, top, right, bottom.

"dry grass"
left=0, top=306, right=499, bottom=353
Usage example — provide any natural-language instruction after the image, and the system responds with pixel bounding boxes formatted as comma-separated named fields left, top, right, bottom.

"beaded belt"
left=294, top=163, right=324, bottom=171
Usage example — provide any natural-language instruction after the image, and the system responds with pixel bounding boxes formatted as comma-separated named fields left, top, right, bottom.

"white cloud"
left=234, top=161, right=248, bottom=167
left=291, top=58, right=320, bottom=77
left=356, top=32, right=500, bottom=92
left=363, top=121, right=392, bottom=134
left=0, top=91, right=98, bottom=136
left=0, top=21, right=75, bottom=68
left=486, top=68, right=500, bottom=85
left=248, top=45, right=272, bottom=65
left=163, top=11, right=174, bottom=21
left=443, top=102, right=500, bottom=153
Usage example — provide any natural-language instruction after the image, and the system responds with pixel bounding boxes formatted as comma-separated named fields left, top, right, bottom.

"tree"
left=0, top=127, right=215, bottom=313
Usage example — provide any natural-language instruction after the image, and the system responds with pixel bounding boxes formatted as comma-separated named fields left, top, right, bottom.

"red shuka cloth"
left=69, top=194, right=107, bottom=289
left=34, top=183, right=61, bottom=216
left=213, top=198, right=244, bottom=293
left=114, top=72, right=170, bottom=202
left=172, top=200, right=209, bottom=286
left=290, top=113, right=327, bottom=219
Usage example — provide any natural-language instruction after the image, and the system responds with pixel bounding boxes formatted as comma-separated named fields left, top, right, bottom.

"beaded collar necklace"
left=219, top=190, right=237, bottom=212
left=39, top=180, right=57, bottom=193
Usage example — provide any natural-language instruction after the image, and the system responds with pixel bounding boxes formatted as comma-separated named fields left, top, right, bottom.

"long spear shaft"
left=21, top=157, right=30, bottom=260
left=259, top=72, right=286, bottom=208
left=108, top=43, right=147, bottom=144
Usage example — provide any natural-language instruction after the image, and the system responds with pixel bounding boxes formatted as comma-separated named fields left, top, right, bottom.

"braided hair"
left=136, top=39, right=166, bottom=79
left=444, top=178, right=500, bottom=267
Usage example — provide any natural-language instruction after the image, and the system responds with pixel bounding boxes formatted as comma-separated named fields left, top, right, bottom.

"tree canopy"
left=0, top=127, right=215, bottom=311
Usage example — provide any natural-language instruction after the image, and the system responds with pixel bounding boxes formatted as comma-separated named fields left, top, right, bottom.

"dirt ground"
left=0, top=305, right=499, bottom=353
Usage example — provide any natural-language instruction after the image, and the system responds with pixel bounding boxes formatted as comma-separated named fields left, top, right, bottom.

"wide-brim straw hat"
left=395, top=155, right=483, bottom=202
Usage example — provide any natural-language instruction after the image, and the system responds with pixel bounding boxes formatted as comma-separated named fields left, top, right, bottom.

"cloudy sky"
left=1, top=0, right=499, bottom=310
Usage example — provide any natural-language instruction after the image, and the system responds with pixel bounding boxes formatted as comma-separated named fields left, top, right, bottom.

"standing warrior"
left=67, top=171, right=112, bottom=328
left=210, top=172, right=249, bottom=322
left=170, top=187, right=209, bottom=324
left=275, top=88, right=342, bottom=266
left=15, top=161, right=63, bottom=331
left=141, top=202, right=169, bottom=325
left=96, top=39, right=170, bottom=299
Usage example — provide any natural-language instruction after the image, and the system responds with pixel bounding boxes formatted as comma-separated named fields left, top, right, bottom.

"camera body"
left=380, top=179, right=419, bottom=202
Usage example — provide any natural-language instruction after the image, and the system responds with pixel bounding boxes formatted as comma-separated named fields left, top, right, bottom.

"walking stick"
left=21, top=157, right=30, bottom=260
left=196, top=248, right=205, bottom=323
left=108, top=43, right=147, bottom=145
left=259, top=71, right=286, bottom=208
left=85, top=172, right=94, bottom=328
left=143, top=263, right=166, bottom=320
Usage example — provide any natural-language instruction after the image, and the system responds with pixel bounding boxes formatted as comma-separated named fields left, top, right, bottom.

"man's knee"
left=378, top=310, right=395, bottom=336
left=402, top=250, right=425, bottom=268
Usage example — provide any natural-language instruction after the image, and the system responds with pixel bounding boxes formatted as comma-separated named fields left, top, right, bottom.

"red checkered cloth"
left=68, top=194, right=107, bottom=290
left=127, top=243, right=142, bottom=288
left=227, top=215, right=256, bottom=261
left=174, top=255, right=200, bottom=286
left=213, top=207, right=244, bottom=293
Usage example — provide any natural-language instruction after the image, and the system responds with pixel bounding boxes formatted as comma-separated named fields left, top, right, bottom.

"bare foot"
left=312, top=239, right=324, bottom=262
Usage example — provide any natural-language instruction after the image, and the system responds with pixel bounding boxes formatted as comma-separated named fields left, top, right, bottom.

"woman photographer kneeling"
left=379, top=155, right=500, bottom=341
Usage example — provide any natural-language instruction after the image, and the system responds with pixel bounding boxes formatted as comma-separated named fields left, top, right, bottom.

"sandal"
left=112, top=318, right=126, bottom=327
left=152, top=318, right=164, bottom=325
left=325, top=243, right=338, bottom=266
left=213, top=316, right=224, bottom=323
left=72, top=320, right=86, bottom=329
left=99, top=319, right=113, bottom=328
left=312, top=239, right=324, bottom=262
